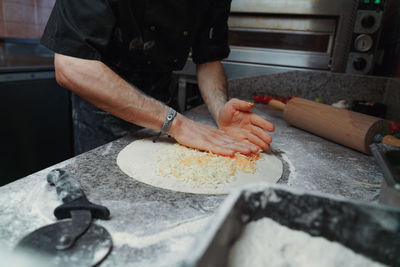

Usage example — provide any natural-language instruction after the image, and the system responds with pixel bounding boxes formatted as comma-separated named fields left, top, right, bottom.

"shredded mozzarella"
left=157, top=144, right=261, bottom=186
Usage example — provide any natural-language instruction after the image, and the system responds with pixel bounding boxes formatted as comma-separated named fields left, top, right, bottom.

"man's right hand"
left=168, top=113, right=260, bottom=157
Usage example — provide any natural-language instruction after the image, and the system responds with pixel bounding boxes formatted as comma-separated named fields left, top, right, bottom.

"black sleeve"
left=192, top=0, right=231, bottom=64
left=40, top=0, right=116, bottom=61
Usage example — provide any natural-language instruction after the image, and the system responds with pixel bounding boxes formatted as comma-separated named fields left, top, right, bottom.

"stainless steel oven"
left=174, top=0, right=387, bottom=111
left=225, top=0, right=387, bottom=75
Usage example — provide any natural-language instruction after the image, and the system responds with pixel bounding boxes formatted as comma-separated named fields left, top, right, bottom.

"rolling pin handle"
left=382, top=135, right=400, bottom=147
left=374, top=134, right=400, bottom=147
left=269, top=100, right=286, bottom=111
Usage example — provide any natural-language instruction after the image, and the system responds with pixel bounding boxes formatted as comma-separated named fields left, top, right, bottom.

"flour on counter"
left=0, top=160, right=72, bottom=251
left=280, top=152, right=296, bottom=186
left=228, top=218, right=385, bottom=267
left=111, top=217, right=210, bottom=248
left=101, top=143, right=113, bottom=156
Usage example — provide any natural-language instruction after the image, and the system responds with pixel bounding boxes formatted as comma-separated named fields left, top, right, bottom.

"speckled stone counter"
left=0, top=71, right=395, bottom=266
left=228, top=70, right=400, bottom=121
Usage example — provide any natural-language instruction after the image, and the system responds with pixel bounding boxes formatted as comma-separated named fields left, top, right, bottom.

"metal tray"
left=371, top=143, right=400, bottom=207
left=182, top=184, right=400, bottom=267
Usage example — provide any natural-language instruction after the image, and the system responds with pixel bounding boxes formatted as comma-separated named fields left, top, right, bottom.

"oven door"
left=226, top=15, right=337, bottom=70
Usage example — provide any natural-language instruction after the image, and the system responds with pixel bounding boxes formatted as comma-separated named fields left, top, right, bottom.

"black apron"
left=71, top=72, right=178, bottom=155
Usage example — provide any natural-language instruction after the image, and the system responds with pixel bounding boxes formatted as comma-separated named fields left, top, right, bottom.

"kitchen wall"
left=0, top=0, right=55, bottom=40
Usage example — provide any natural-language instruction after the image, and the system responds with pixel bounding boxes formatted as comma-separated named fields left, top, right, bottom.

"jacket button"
left=173, top=58, right=179, bottom=63
left=150, top=25, right=156, bottom=32
left=129, top=38, right=142, bottom=52
left=147, top=60, right=152, bottom=65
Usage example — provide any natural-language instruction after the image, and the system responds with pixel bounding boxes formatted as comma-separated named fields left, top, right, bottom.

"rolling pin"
left=269, top=97, right=400, bottom=154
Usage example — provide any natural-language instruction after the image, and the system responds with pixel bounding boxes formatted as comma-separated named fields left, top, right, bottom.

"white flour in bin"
left=228, top=217, right=386, bottom=267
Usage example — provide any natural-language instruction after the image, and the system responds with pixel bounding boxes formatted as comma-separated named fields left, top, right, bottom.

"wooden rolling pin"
left=269, top=97, right=400, bottom=154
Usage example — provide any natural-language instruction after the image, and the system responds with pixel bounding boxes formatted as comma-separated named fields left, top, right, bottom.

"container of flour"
left=182, top=184, right=400, bottom=267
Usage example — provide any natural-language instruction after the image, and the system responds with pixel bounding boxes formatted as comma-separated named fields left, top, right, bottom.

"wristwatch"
left=153, top=107, right=177, bottom=142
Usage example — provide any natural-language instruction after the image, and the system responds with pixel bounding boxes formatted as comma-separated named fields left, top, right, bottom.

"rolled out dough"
left=116, top=137, right=283, bottom=194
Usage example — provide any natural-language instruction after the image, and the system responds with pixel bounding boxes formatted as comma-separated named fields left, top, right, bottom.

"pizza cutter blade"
left=17, top=220, right=112, bottom=266
left=15, top=169, right=113, bottom=266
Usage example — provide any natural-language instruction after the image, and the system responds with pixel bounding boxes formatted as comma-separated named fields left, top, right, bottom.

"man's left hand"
left=217, top=98, right=274, bottom=150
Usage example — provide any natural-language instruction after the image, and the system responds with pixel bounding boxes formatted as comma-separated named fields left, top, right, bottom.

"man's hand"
left=196, top=61, right=274, bottom=152
left=168, top=114, right=260, bottom=157
left=217, top=98, right=274, bottom=150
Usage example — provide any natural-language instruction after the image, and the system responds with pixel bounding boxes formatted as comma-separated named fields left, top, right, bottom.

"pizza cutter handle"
left=47, top=169, right=110, bottom=220
left=53, top=197, right=110, bottom=220
left=47, top=169, right=85, bottom=203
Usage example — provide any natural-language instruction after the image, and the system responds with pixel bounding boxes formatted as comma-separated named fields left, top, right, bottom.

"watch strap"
left=153, top=107, right=177, bottom=143
left=161, top=108, right=177, bottom=134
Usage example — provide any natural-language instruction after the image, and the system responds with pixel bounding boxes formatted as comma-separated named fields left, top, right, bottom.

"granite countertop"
left=0, top=97, right=385, bottom=266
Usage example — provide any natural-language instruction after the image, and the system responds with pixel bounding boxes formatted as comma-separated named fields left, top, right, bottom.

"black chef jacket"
left=41, top=0, right=231, bottom=82
left=41, top=0, right=232, bottom=155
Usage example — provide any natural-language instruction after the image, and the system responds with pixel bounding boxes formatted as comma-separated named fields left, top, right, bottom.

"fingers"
left=250, top=125, right=272, bottom=146
left=179, top=135, right=237, bottom=157
left=211, top=130, right=258, bottom=155
left=185, top=127, right=256, bottom=156
left=243, top=139, right=263, bottom=151
left=174, top=118, right=262, bottom=156
left=216, top=131, right=259, bottom=154
left=230, top=98, right=254, bottom=112
left=246, top=133, right=270, bottom=151
left=250, top=114, right=275, bottom=132
left=199, top=139, right=247, bottom=156
left=201, top=143, right=235, bottom=157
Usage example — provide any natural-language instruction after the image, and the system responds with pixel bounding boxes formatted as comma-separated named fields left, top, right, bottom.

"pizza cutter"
left=16, top=169, right=113, bottom=266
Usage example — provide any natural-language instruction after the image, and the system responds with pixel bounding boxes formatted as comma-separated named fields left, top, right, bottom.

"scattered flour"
left=228, top=218, right=386, bottom=267
left=111, top=217, right=210, bottom=248
left=101, top=143, right=113, bottom=156
left=0, top=159, right=73, bottom=251
left=280, top=152, right=296, bottom=186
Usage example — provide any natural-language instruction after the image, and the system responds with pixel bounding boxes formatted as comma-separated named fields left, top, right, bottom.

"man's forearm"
left=55, top=53, right=170, bottom=132
left=54, top=54, right=259, bottom=156
left=197, top=61, right=228, bottom=122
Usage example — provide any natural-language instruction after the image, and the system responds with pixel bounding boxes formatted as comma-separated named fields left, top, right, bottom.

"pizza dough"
left=116, top=137, right=283, bottom=194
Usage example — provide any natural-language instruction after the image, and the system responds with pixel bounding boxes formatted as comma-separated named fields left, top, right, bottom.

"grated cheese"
left=157, top=144, right=261, bottom=186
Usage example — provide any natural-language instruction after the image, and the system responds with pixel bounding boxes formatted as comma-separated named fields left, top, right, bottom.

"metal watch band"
left=161, top=108, right=177, bottom=134
left=153, top=107, right=177, bottom=143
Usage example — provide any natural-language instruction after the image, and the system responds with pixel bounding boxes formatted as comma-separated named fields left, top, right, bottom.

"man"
left=41, top=0, right=274, bottom=156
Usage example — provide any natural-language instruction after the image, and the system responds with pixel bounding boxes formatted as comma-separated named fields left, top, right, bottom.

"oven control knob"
left=354, top=34, right=374, bottom=52
left=353, top=57, right=367, bottom=70
left=361, top=15, right=376, bottom=29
